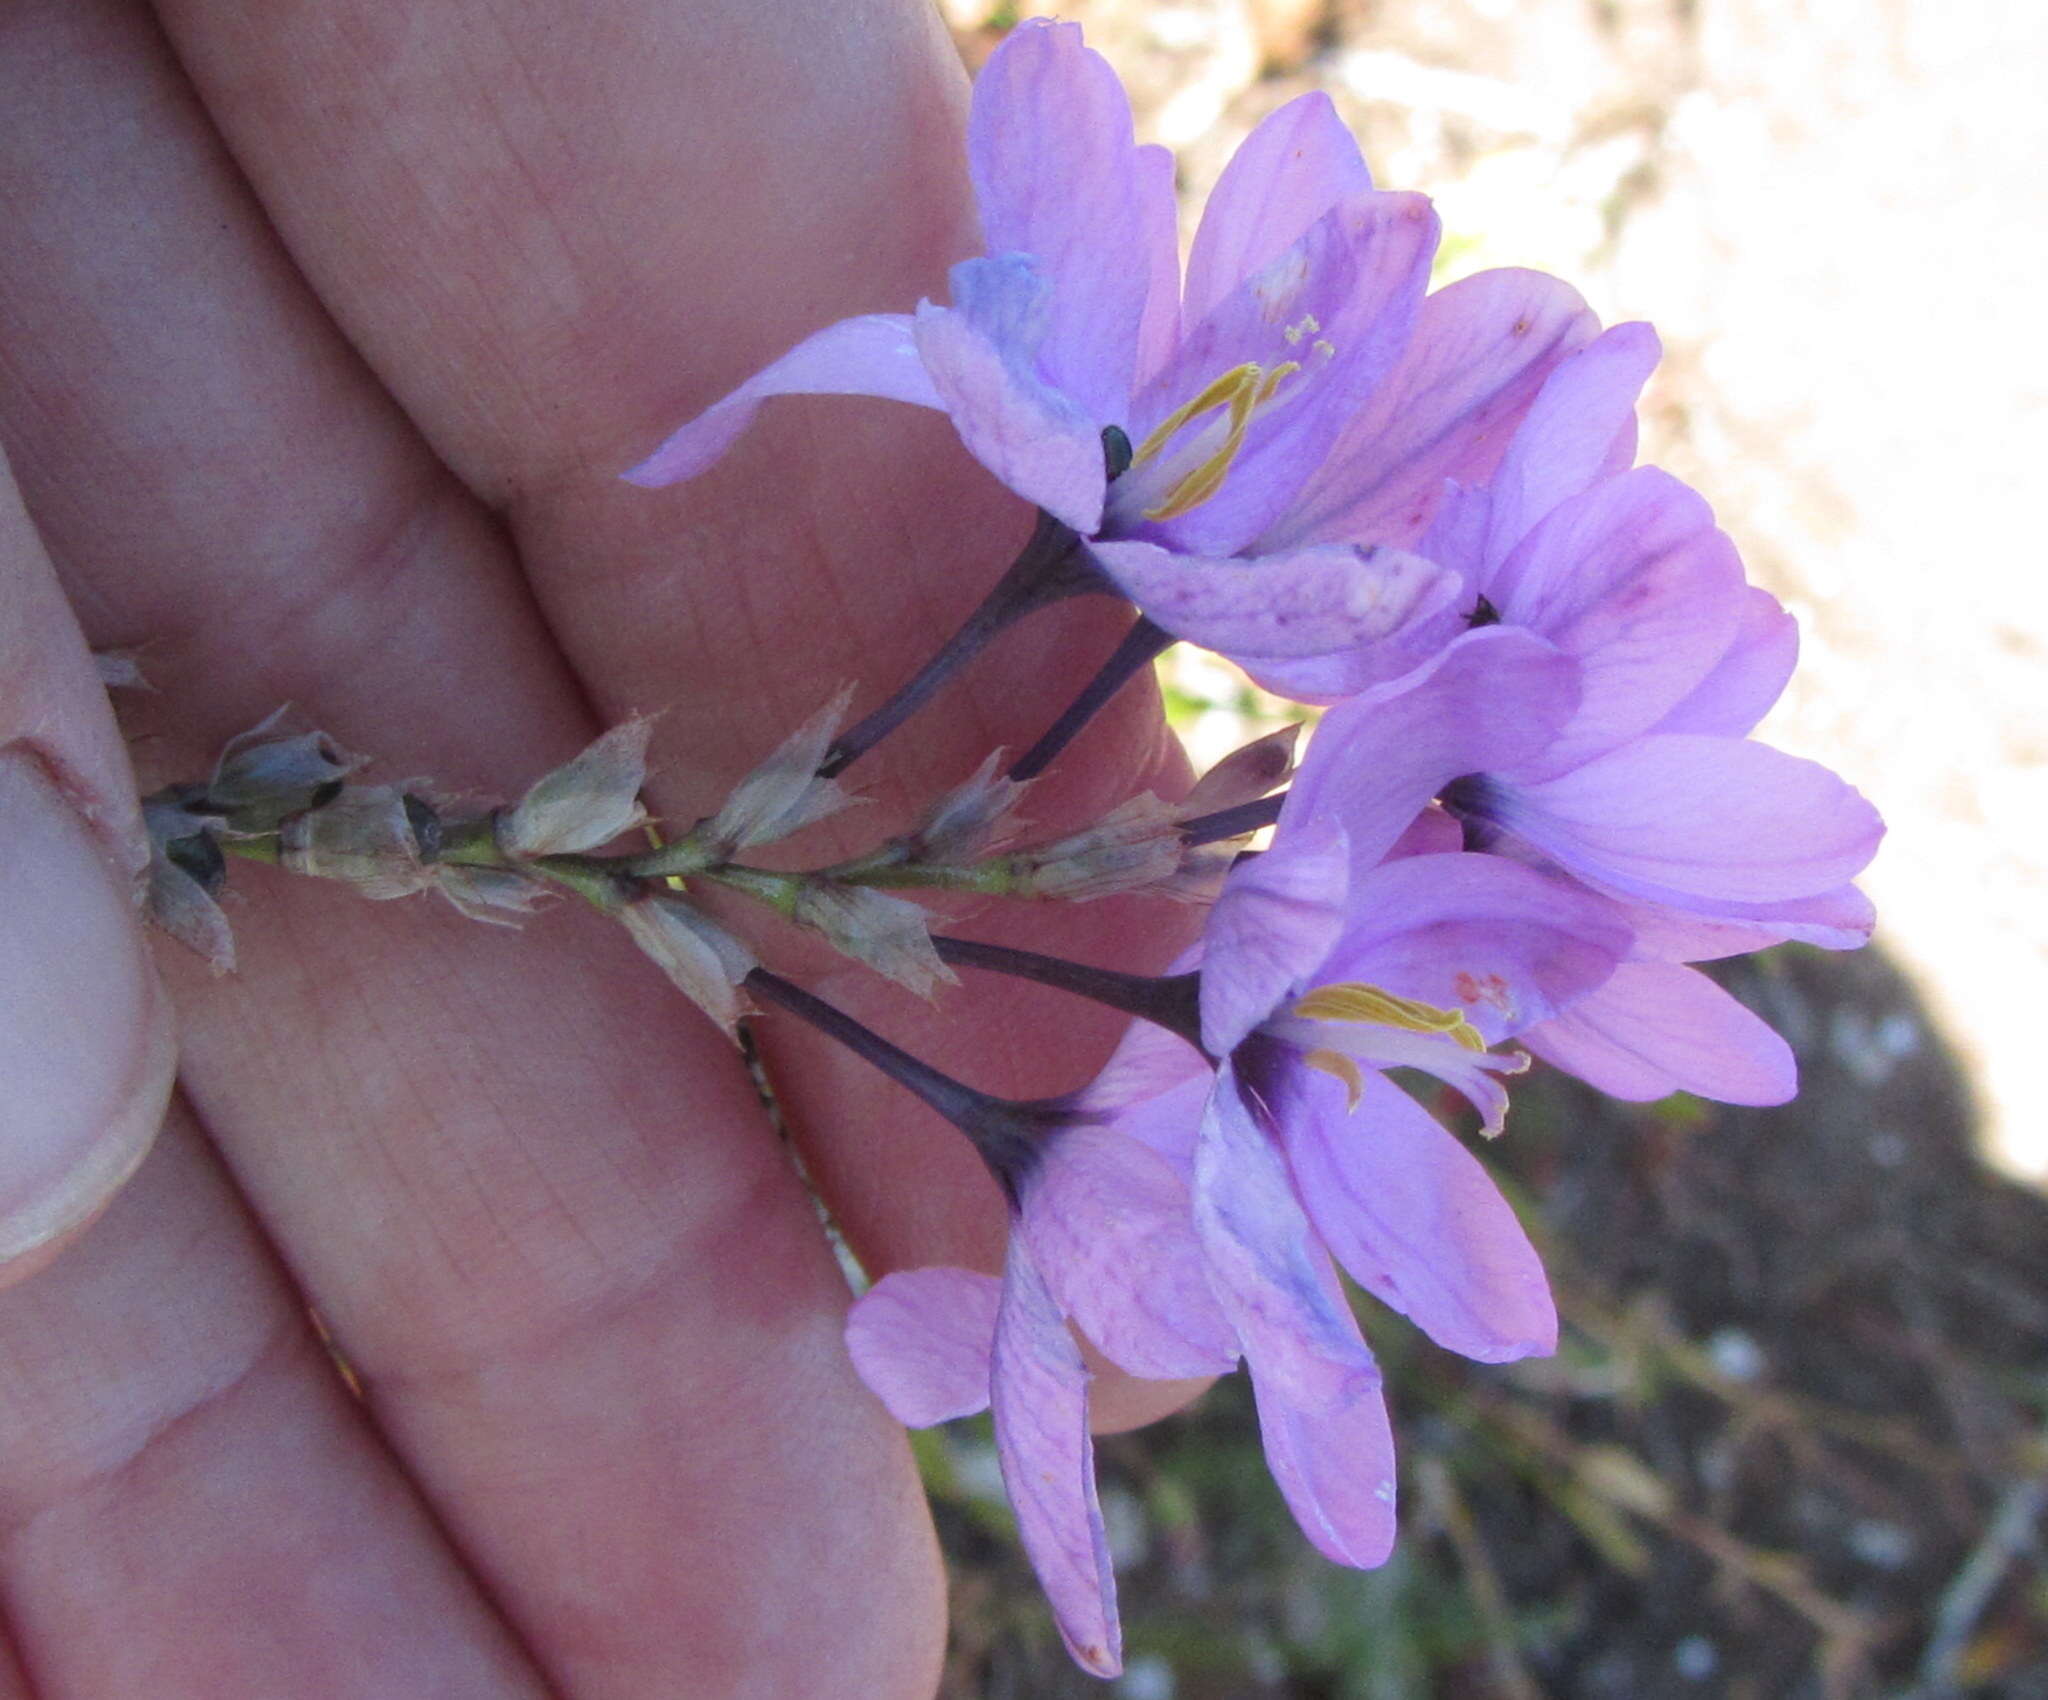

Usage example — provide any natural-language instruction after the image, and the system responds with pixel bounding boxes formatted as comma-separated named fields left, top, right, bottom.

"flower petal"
left=1250, top=1353, right=1399, bottom=1569
left=1281, top=1067, right=1556, bottom=1362
left=1315, top=852, right=1631, bottom=1042
left=1478, top=320, right=1661, bottom=562
left=992, top=1240, right=1122, bottom=1677
left=623, top=314, right=939, bottom=487
left=1135, top=190, right=1440, bottom=555
left=844, top=1267, right=1001, bottom=1426
left=1182, top=91, right=1373, bottom=328
left=1023, top=1129, right=1239, bottom=1379
left=1201, top=819, right=1352, bottom=1054
left=1491, top=734, right=1884, bottom=905
left=1522, top=961, right=1797, bottom=1104
left=1281, top=627, right=1581, bottom=877
left=969, top=18, right=1152, bottom=421
left=1651, top=585, right=1799, bottom=739
left=1086, top=537, right=1454, bottom=664
left=1275, top=267, right=1601, bottom=550
left=1491, top=468, right=1747, bottom=775
left=1610, top=879, right=1877, bottom=960
left=913, top=255, right=1108, bottom=532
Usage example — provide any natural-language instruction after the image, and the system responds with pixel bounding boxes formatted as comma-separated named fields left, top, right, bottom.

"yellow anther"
left=1132, top=364, right=1263, bottom=466
left=1291, top=981, right=1488, bottom=1053
left=1136, top=360, right=1302, bottom=523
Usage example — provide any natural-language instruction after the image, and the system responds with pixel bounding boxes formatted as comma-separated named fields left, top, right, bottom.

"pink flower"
left=627, top=19, right=1602, bottom=675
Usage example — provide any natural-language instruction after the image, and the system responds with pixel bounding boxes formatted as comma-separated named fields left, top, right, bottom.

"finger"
left=148, top=0, right=1202, bottom=1286
left=0, top=451, right=175, bottom=1282
left=0, top=2, right=940, bottom=1692
left=0, top=1108, right=549, bottom=1698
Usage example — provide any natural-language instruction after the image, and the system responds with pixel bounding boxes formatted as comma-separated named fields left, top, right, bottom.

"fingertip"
left=0, top=750, right=174, bottom=1284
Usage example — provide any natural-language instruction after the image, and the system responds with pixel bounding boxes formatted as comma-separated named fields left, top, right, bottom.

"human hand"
left=0, top=1, right=1193, bottom=1691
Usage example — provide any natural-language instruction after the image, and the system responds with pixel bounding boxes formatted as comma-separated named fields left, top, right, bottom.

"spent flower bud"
left=500, top=717, right=655, bottom=858
left=1015, top=793, right=1188, bottom=902
left=619, top=893, right=757, bottom=1036
left=436, top=864, right=551, bottom=928
left=141, top=796, right=235, bottom=972
left=904, top=751, right=1032, bottom=864
left=702, top=688, right=864, bottom=855
left=791, top=882, right=954, bottom=999
left=208, top=709, right=361, bottom=829
left=279, top=784, right=436, bottom=899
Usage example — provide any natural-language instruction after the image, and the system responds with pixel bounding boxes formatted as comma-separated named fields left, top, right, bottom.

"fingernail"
left=0, top=749, right=173, bottom=1267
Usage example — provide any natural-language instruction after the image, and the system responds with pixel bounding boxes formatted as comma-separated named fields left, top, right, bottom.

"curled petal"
left=1522, top=961, right=1797, bottom=1105
left=845, top=1268, right=1002, bottom=1426
left=992, top=1240, right=1122, bottom=1677
left=623, top=315, right=940, bottom=487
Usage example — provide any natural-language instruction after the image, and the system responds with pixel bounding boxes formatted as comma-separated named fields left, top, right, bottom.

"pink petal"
left=1281, top=627, right=1581, bottom=876
left=1182, top=91, right=1373, bottom=328
left=1023, top=1130, right=1239, bottom=1379
left=1610, top=879, right=1877, bottom=960
left=1492, top=468, right=1747, bottom=775
left=1281, top=1068, right=1556, bottom=1362
left=992, top=1240, right=1122, bottom=1676
left=1196, top=1071, right=1403, bottom=1565
left=623, top=314, right=940, bottom=486
left=1651, top=585, right=1799, bottom=738
left=1522, top=961, right=1797, bottom=1104
left=1087, top=537, right=1454, bottom=663
left=913, top=256, right=1108, bottom=532
left=1130, top=190, right=1440, bottom=555
left=1479, top=321, right=1661, bottom=561
left=844, top=1267, right=1001, bottom=1426
left=1317, top=852, right=1631, bottom=1043
left=1275, top=267, right=1602, bottom=550
left=1496, top=734, right=1884, bottom=905
left=970, top=19, right=1152, bottom=421
left=1200, top=819, right=1352, bottom=1054
left=1131, top=142, right=1184, bottom=391
left=1252, top=1354, right=1399, bottom=1568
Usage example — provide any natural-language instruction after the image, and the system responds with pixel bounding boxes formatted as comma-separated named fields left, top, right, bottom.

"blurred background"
left=917, top=2, right=2048, bottom=1693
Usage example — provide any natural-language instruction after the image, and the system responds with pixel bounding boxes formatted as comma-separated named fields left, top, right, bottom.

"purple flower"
left=847, top=1126, right=1237, bottom=1676
left=627, top=19, right=1603, bottom=673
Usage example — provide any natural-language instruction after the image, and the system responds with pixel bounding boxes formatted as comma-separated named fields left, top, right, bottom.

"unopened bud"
left=279, top=785, right=435, bottom=898
left=619, top=894, right=757, bottom=1036
left=1181, top=723, right=1300, bottom=816
left=500, top=717, right=654, bottom=858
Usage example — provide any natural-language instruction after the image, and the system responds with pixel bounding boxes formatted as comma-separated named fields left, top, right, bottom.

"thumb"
left=0, top=446, right=174, bottom=1284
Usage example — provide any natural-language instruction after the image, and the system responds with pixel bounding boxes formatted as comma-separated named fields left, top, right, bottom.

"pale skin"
left=0, top=1, right=1204, bottom=1694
